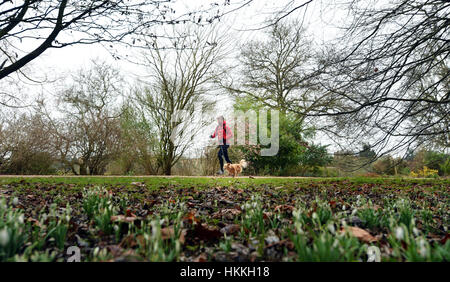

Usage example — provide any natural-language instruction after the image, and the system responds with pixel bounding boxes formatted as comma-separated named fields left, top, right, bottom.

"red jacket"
left=211, top=120, right=233, bottom=145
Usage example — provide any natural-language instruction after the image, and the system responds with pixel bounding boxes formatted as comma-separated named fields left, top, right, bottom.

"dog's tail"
left=240, top=159, right=248, bottom=169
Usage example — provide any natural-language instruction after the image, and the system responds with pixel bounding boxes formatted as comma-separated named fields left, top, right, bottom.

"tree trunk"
left=163, top=142, right=175, bottom=175
left=163, top=163, right=172, bottom=176
left=79, top=164, right=88, bottom=175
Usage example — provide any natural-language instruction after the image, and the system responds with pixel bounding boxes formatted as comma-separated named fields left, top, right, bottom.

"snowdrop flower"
left=18, top=214, right=24, bottom=224
left=312, top=212, right=318, bottom=220
left=395, top=226, right=404, bottom=240
left=0, top=228, right=9, bottom=246
left=413, top=227, right=420, bottom=237
left=93, top=247, right=100, bottom=257
left=327, top=224, right=336, bottom=234
left=294, top=221, right=303, bottom=233
left=367, top=246, right=381, bottom=262
left=292, top=209, right=300, bottom=219
left=418, top=238, right=427, bottom=257
left=332, top=238, right=339, bottom=248
left=12, top=197, right=19, bottom=206
left=342, top=205, right=346, bottom=211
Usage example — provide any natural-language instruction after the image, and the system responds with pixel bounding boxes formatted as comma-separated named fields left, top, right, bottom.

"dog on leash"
left=224, top=159, right=248, bottom=177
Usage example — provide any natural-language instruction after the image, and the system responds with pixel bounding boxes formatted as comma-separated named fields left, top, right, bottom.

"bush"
left=410, top=166, right=439, bottom=178
left=372, top=156, right=396, bottom=175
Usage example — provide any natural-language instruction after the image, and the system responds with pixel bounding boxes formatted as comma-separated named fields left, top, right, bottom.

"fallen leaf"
left=274, top=205, right=295, bottom=213
left=193, top=253, right=208, bottom=262
left=27, top=217, right=41, bottom=227
left=342, top=226, right=378, bottom=243
left=329, top=201, right=337, bottom=210
left=440, top=233, right=450, bottom=245
left=212, top=208, right=241, bottom=219
left=161, top=226, right=175, bottom=239
left=193, top=224, right=222, bottom=241
left=119, top=234, right=138, bottom=248
left=111, top=215, right=139, bottom=223
left=125, top=209, right=136, bottom=217
left=263, top=211, right=273, bottom=219
left=161, top=226, right=186, bottom=244
left=220, top=224, right=240, bottom=235
left=183, top=211, right=200, bottom=224
left=106, top=245, right=124, bottom=257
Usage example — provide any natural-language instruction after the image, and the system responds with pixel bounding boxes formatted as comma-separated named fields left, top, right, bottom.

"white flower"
left=0, top=228, right=9, bottom=246
left=332, top=239, right=339, bottom=248
left=93, top=247, right=100, bottom=257
left=418, top=238, right=427, bottom=257
left=367, top=246, right=381, bottom=262
left=327, top=224, right=336, bottom=234
left=395, top=226, right=404, bottom=240
left=12, top=197, right=19, bottom=206
left=342, top=205, right=346, bottom=211
left=413, top=227, right=419, bottom=236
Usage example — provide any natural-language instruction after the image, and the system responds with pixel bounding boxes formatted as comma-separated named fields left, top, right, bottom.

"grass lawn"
left=0, top=176, right=449, bottom=262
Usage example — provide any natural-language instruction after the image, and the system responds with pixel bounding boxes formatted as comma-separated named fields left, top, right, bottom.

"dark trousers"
left=218, top=145, right=232, bottom=171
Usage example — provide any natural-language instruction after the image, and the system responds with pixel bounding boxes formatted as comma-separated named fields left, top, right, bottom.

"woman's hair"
left=217, top=115, right=224, bottom=122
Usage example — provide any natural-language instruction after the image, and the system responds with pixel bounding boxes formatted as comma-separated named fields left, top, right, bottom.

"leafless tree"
left=221, top=20, right=320, bottom=118
left=287, top=0, right=450, bottom=161
left=0, top=112, right=55, bottom=174
left=134, top=25, right=225, bottom=175
left=40, top=61, right=123, bottom=175
left=0, top=0, right=254, bottom=81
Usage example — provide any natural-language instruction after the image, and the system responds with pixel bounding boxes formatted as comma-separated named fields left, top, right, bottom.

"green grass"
left=1, top=176, right=448, bottom=190
left=0, top=175, right=448, bottom=262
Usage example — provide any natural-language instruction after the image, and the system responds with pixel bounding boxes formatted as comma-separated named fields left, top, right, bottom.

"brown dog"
left=224, top=159, right=248, bottom=177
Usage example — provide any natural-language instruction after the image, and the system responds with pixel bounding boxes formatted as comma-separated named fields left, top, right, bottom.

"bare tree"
left=298, top=0, right=449, bottom=159
left=0, top=0, right=253, bottom=81
left=134, top=26, right=225, bottom=175
left=222, top=20, right=319, bottom=117
left=0, top=112, right=55, bottom=174
left=41, top=61, right=123, bottom=175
